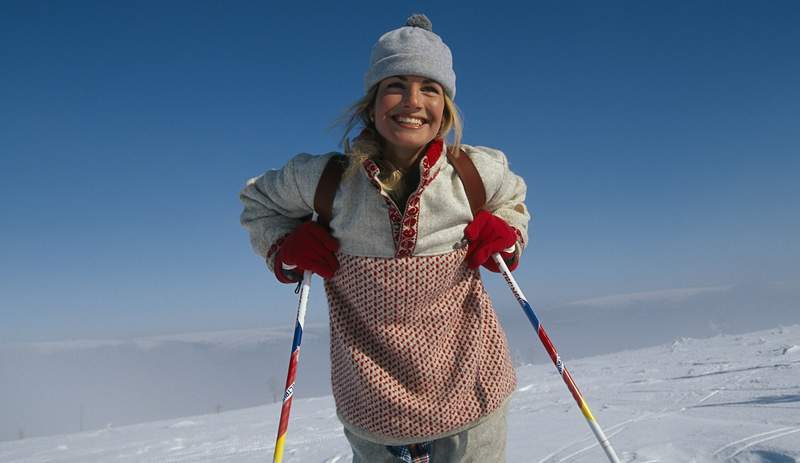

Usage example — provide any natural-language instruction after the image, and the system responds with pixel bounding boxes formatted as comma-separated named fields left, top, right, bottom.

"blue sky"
left=1, top=1, right=798, bottom=342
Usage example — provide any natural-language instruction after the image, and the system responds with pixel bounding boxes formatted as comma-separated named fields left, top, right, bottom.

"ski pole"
left=273, top=215, right=317, bottom=463
left=492, top=253, right=622, bottom=463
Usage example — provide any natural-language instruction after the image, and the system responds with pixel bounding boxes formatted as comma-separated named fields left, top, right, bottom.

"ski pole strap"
left=314, top=154, right=348, bottom=228
left=446, top=147, right=486, bottom=216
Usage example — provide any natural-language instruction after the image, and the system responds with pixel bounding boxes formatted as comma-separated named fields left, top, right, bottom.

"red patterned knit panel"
left=323, top=249, right=517, bottom=440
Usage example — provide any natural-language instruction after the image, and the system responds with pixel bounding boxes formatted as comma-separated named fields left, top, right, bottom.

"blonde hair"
left=338, top=83, right=463, bottom=195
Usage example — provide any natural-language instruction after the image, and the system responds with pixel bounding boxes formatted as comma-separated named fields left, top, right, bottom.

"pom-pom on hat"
left=364, top=14, right=456, bottom=99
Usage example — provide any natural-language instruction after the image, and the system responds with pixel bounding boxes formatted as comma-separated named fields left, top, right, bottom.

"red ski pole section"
left=277, top=397, right=293, bottom=436
left=537, top=326, right=558, bottom=365
left=277, top=350, right=300, bottom=437
left=284, top=350, right=299, bottom=389
left=561, top=368, right=586, bottom=407
left=537, top=325, right=586, bottom=407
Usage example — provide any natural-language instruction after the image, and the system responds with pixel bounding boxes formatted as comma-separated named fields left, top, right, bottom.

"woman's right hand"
left=275, top=222, right=340, bottom=282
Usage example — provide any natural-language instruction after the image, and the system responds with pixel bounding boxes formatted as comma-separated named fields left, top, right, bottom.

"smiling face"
left=372, top=75, right=445, bottom=165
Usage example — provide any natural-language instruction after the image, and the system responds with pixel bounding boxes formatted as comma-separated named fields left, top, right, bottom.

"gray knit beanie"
left=364, top=14, right=456, bottom=99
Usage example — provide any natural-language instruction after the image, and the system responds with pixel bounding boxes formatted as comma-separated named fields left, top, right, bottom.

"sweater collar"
left=362, top=137, right=447, bottom=181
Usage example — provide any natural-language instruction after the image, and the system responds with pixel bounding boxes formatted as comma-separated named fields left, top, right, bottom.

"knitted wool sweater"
left=240, top=141, right=531, bottom=443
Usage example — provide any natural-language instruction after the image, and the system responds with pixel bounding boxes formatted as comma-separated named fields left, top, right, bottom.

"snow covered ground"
left=2, top=325, right=798, bottom=462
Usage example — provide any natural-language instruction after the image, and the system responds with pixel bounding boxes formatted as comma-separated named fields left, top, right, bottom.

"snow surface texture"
left=1, top=325, right=798, bottom=462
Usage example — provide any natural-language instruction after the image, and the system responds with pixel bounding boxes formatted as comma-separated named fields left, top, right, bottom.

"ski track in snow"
left=1, top=325, right=799, bottom=462
left=535, top=393, right=691, bottom=463
left=519, top=326, right=800, bottom=463
left=714, top=427, right=800, bottom=460
left=536, top=373, right=740, bottom=463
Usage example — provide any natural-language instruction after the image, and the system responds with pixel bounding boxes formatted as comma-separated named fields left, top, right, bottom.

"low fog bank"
left=500, top=281, right=800, bottom=365
left=0, top=325, right=331, bottom=442
left=2, top=281, right=797, bottom=442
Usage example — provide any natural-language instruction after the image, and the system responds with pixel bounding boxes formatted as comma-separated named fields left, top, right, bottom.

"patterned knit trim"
left=396, top=139, right=443, bottom=258
left=361, top=139, right=445, bottom=258
left=363, top=158, right=404, bottom=247
left=266, top=233, right=288, bottom=259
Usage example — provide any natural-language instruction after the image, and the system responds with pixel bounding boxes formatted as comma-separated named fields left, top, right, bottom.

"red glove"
left=464, top=210, right=519, bottom=272
left=274, top=222, right=340, bottom=282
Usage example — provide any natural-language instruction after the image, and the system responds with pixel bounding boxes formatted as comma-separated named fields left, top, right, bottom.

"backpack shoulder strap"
left=313, top=154, right=348, bottom=228
left=313, top=148, right=485, bottom=227
left=446, top=146, right=486, bottom=215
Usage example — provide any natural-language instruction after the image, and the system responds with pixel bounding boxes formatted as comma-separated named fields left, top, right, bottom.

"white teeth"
left=394, top=116, right=425, bottom=127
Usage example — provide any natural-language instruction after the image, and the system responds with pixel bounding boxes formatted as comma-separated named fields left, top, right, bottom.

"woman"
left=240, top=14, right=530, bottom=462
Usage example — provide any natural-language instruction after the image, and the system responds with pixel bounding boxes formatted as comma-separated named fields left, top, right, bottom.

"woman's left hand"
left=464, top=210, right=519, bottom=272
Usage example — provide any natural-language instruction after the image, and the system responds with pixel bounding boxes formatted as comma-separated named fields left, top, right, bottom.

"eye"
left=422, top=85, right=440, bottom=94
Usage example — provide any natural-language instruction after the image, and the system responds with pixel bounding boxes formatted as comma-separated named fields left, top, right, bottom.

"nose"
left=403, top=85, right=421, bottom=107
